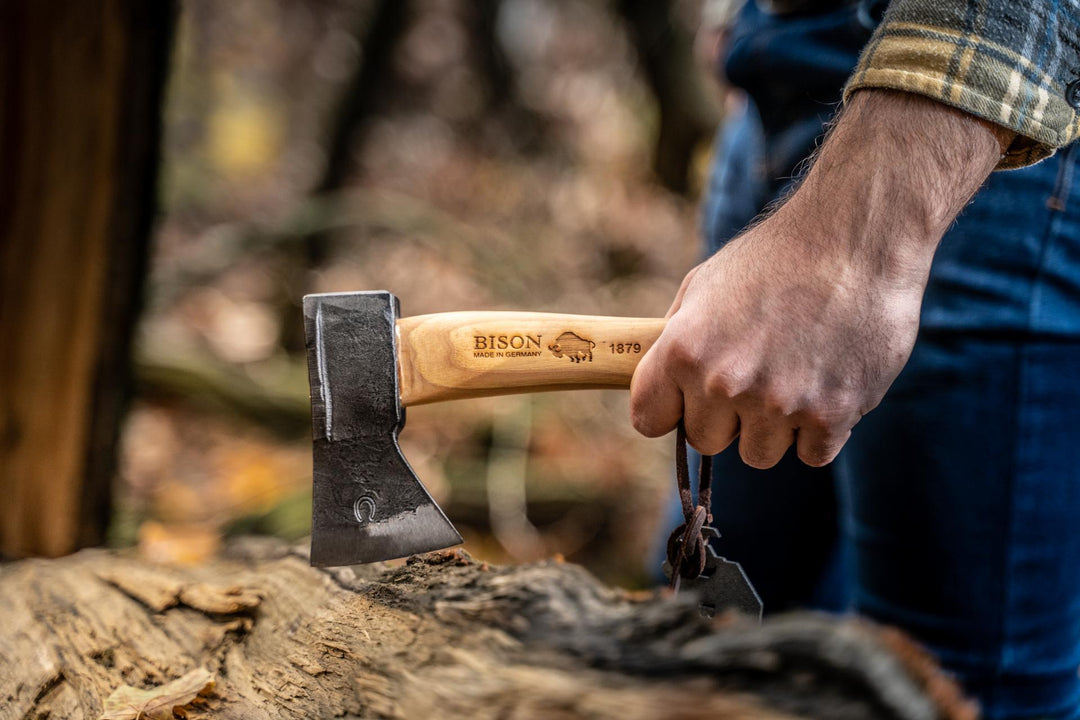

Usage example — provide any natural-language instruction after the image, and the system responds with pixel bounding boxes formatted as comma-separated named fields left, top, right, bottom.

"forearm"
left=843, top=0, right=1080, bottom=168
left=784, top=89, right=1011, bottom=282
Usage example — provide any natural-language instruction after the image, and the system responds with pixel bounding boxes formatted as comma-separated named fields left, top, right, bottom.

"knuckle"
left=800, top=393, right=857, bottom=430
left=704, top=366, right=750, bottom=400
left=758, top=386, right=798, bottom=418
left=800, top=409, right=836, bottom=432
left=664, top=335, right=699, bottom=371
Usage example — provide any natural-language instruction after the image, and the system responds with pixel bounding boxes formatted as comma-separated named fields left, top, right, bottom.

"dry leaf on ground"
left=98, top=667, right=214, bottom=720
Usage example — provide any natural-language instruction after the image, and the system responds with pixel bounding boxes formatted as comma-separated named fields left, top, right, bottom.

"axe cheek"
left=304, top=291, right=462, bottom=566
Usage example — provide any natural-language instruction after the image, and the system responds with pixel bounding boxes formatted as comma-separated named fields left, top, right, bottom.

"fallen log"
left=0, top=539, right=976, bottom=720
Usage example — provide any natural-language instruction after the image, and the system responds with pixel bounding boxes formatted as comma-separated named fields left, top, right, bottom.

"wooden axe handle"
left=397, top=312, right=667, bottom=406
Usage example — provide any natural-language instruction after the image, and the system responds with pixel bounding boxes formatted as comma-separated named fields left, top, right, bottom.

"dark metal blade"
left=304, top=291, right=462, bottom=567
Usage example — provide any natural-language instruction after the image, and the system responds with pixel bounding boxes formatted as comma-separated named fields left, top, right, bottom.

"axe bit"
left=303, top=290, right=667, bottom=567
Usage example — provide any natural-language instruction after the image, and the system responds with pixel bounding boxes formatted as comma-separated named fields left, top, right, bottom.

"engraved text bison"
left=548, top=331, right=595, bottom=363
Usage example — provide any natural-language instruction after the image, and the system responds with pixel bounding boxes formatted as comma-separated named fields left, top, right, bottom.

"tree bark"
left=0, top=0, right=174, bottom=557
left=0, top=540, right=976, bottom=720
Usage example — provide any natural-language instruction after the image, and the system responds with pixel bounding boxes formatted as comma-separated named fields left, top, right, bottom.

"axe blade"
left=303, top=291, right=462, bottom=567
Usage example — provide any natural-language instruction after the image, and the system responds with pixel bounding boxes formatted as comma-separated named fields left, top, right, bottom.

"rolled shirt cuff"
left=843, top=1, right=1080, bottom=169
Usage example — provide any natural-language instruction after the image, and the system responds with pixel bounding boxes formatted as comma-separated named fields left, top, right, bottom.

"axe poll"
left=303, top=290, right=666, bottom=567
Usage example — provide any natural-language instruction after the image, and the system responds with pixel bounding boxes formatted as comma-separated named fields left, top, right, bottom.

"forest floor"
left=114, top=0, right=714, bottom=587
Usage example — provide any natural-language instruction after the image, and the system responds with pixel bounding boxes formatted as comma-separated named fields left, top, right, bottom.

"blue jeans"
left=672, top=2, right=1080, bottom=717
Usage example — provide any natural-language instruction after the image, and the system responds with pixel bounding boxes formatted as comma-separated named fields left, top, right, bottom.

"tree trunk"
left=308, top=0, right=410, bottom=262
left=0, top=0, right=174, bottom=557
left=0, top=540, right=976, bottom=720
left=617, top=0, right=720, bottom=195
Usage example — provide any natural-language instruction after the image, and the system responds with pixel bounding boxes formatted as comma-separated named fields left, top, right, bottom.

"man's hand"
left=631, top=90, right=1011, bottom=468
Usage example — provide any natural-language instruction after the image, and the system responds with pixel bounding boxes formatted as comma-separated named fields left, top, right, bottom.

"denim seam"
left=1028, top=145, right=1075, bottom=331
left=990, top=339, right=1025, bottom=709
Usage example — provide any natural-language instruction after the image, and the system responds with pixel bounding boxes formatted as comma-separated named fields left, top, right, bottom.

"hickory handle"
left=396, top=311, right=668, bottom=406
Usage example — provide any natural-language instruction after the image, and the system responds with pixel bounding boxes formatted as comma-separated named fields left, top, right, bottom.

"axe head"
left=303, top=291, right=462, bottom=567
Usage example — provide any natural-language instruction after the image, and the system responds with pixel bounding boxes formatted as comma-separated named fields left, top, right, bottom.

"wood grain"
left=397, top=312, right=667, bottom=405
left=0, top=539, right=976, bottom=720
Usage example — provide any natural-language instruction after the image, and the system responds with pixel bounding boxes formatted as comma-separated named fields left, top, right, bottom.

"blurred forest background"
left=119, top=0, right=724, bottom=586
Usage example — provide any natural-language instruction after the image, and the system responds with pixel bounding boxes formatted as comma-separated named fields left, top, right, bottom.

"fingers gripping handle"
left=396, top=312, right=667, bottom=406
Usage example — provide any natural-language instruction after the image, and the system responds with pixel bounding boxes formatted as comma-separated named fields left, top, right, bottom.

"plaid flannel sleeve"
left=844, top=0, right=1080, bottom=168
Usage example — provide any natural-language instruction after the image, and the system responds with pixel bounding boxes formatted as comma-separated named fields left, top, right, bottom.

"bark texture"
left=0, top=0, right=174, bottom=558
left=0, top=539, right=976, bottom=720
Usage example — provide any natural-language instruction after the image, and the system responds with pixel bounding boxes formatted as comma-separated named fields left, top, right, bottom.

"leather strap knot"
left=665, top=421, right=714, bottom=591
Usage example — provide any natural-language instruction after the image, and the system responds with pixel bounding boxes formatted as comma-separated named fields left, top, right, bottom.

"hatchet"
left=303, top=290, right=666, bottom=567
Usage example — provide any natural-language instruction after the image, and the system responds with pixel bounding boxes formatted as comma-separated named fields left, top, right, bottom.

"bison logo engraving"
left=548, top=331, right=595, bottom=363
